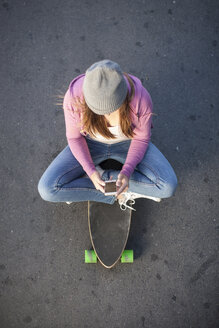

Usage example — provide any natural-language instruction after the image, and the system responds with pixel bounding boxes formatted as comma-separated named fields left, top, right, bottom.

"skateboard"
left=85, top=200, right=134, bottom=268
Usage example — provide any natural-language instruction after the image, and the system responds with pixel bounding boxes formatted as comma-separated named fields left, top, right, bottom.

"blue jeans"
left=38, top=137, right=177, bottom=204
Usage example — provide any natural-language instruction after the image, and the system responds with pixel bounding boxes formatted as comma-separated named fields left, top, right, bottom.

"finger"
left=97, top=184, right=105, bottom=193
left=100, top=186, right=105, bottom=193
left=98, top=179, right=105, bottom=186
left=116, top=184, right=127, bottom=197
left=120, top=186, right=128, bottom=194
left=95, top=172, right=105, bottom=186
left=116, top=187, right=125, bottom=199
left=116, top=177, right=122, bottom=187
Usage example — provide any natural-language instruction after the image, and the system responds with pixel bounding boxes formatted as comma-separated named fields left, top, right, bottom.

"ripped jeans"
left=38, top=137, right=177, bottom=204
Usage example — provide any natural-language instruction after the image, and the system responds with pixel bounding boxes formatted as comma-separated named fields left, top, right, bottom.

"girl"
left=38, top=59, right=177, bottom=210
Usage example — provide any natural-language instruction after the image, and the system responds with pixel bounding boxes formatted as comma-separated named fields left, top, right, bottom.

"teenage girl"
left=38, top=59, right=177, bottom=210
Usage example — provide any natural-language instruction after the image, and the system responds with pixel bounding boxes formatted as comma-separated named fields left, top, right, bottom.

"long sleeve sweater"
left=63, top=73, right=154, bottom=179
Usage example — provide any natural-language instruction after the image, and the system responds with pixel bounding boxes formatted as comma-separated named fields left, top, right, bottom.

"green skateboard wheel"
left=121, top=250, right=134, bottom=263
left=85, top=250, right=97, bottom=263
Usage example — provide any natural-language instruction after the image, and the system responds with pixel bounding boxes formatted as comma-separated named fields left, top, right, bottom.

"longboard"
left=85, top=200, right=133, bottom=268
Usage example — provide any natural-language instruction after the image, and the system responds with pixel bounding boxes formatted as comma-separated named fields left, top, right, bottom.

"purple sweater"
left=63, top=73, right=154, bottom=178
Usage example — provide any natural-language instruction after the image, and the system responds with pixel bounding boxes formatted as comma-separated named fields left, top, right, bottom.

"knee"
left=162, top=173, right=178, bottom=198
left=37, top=176, right=57, bottom=202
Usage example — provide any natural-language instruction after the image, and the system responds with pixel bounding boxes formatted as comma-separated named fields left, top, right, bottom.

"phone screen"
left=104, top=181, right=117, bottom=193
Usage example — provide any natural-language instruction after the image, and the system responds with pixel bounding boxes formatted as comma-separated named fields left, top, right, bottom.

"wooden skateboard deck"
left=87, top=200, right=132, bottom=268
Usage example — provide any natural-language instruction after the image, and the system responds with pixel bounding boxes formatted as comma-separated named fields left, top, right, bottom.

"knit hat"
left=82, top=59, right=128, bottom=115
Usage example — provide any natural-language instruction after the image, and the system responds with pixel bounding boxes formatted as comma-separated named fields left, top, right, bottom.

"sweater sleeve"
left=63, top=89, right=96, bottom=177
left=120, top=87, right=153, bottom=178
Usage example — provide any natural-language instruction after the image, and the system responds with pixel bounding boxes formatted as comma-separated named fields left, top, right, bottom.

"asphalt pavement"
left=0, top=0, right=218, bottom=327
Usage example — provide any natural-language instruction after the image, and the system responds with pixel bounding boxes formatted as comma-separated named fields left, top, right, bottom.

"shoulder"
left=126, top=73, right=153, bottom=117
left=69, top=73, right=85, bottom=98
left=63, top=74, right=85, bottom=112
left=139, top=86, right=153, bottom=115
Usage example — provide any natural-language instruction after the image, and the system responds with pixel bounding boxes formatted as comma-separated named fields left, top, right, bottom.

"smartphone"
left=104, top=180, right=117, bottom=196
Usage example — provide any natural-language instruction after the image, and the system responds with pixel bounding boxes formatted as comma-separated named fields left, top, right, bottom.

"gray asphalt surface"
left=0, top=0, right=218, bottom=327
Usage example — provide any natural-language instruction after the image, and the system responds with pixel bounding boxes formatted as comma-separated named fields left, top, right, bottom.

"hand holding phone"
left=104, top=173, right=129, bottom=198
left=115, top=173, right=129, bottom=198
left=90, top=171, right=105, bottom=193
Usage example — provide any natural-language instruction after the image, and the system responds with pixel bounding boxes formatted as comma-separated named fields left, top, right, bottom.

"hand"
left=90, top=170, right=105, bottom=193
left=116, top=173, right=129, bottom=199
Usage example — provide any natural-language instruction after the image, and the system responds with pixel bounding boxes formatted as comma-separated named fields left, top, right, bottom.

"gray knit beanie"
left=82, top=59, right=128, bottom=115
